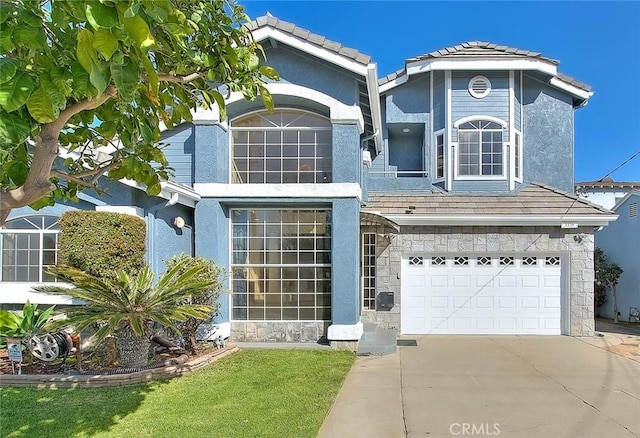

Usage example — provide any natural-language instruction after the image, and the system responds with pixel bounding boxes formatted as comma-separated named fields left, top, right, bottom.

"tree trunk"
left=613, top=285, right=619, bottom=323
left=117, top=326, right=151, bottom=368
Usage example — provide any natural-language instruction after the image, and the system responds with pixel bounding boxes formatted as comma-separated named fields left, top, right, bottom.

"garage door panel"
left=401, top=254, right=562, bottom=335
left=452, top=276, right=472, bottom=287
left=521, top=296, right=540, bottom=309
left=498, top=276, right=517, bottom=287
left=475, top=296, right=494, bottom=309
left=453, top=296, right=471, bottom=308
left=520, top=276, right=540, bottom=288
left=498, top=296, right=517, bottom=309
left=430, top=275, right=448, bottom=287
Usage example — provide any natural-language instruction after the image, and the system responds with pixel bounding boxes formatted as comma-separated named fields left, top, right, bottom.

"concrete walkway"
left=319, top=336, right=640, bottom=438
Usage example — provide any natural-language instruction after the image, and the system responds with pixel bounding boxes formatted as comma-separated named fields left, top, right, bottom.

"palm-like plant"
left=43, top=263, right=217, bottom=368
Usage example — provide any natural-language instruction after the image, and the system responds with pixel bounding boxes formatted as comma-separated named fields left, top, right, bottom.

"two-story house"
left=0, top=16, right=616, bottom=346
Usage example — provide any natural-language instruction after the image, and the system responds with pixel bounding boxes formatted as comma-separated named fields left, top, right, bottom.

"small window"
left=477, top=256, right=492, bottom=266
left=431, top=256, right=446, bottom=266
left=468, top=75, right=491, bottom=99
left=409, top=256, right=424, bottom=266
left=514, top=132, right=522, bottom=181
left=522, top=256, right=537, bottom=266
left=435, top=133, right=445, bottom=180
left=499, top=256, right=514, bottom=266
left=545, top=256, right=560, bottom=266
left=454, top=256, right=468, bottom=266
left=362, top=233, right=376, bottom=310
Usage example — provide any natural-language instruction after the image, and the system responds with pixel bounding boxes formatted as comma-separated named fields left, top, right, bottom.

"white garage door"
left=401, top=255, right=562, bottom=335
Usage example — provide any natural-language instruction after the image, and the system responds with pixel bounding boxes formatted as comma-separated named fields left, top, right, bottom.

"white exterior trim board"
left=406, top=59, right=558, bottom=77
left=194, top=183, right=362, bottom=200
left=251, top=27, right=369, bottom=76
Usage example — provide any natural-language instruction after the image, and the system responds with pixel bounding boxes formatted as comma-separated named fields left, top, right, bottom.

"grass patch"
left=0, top=349, right=354, bottom=438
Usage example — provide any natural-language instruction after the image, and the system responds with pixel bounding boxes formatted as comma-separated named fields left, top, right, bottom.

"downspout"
left=147, top=192, right=179, bottom=274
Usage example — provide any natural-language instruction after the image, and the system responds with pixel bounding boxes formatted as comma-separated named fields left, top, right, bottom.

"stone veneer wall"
left=231, top=321, right=330, bottom=342
left=360, top=226, right=595, bottom=337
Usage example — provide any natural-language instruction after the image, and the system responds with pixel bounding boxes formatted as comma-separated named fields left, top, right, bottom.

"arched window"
left=0, top=215, right=59, bottom=282
left=457, top=120, right=504, bottom=176
left=231, top=109, right=332, bottom=184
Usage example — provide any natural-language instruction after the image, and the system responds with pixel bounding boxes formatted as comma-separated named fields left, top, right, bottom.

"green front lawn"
left=0, top=349, right=354, bottom=438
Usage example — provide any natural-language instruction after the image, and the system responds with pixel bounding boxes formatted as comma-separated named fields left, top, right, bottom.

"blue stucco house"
left=0, top=16, right=617, bottom=345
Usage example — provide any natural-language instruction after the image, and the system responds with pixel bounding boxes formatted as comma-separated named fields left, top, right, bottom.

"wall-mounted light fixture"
left=173, top=216, right=185, bottom=229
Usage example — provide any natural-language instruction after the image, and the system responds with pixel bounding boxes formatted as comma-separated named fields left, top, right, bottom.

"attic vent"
left=468, top=75, right=491, bottom=99
left=631, top=202, right=638, bottom=218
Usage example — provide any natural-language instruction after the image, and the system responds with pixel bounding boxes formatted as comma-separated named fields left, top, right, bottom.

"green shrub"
left=0, top=301, right=55, bottom=343
left=165, top=254, right=226, bottom=352
left=58, top=211, right=146, bottom=278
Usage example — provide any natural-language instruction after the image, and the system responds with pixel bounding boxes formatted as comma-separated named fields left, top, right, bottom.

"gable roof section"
left=363, top=183, right=615, bottom=226
left=378, top=41, right=592, bottom=104
left=248, top=15, right=371, bottom=67
left=247, top=15, right=382, bottom=153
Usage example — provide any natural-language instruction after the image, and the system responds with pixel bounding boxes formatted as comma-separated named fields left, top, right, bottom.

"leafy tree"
left=0, top=0, right=278, bottom=225
left=41, top=263, right=218, bottom=368
left=165, top=254, right=226, bottom=353
left=594, top=247, right=624, bottom=323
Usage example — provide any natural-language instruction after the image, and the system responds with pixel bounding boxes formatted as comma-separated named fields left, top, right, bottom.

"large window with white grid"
left=1, top=215, right=59, bottom=282
left=231, top=209, right=331, bottom=321
left=231, top=109, right=332, bottom=184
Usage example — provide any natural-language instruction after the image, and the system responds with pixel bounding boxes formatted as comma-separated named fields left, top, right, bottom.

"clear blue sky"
left=243, top=1, right=640, bottom=183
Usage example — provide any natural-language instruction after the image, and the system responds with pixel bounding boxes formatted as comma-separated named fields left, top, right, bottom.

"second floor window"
left=435, top=132, right=445, bottom=179
left=457, top=120, right=503, bottom=177
left=231, top=109, right=332, bottom=184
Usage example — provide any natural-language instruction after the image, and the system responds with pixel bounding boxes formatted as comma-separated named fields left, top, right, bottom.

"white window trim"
left=452, top=116, right=508, bottom=181
left=433, top=129, right=446, bottom=182
left=468, top=75, right=491, bottom=99
left=445, top=70, right=452, bottom=191
left=509, top=70, right=516, bottom=190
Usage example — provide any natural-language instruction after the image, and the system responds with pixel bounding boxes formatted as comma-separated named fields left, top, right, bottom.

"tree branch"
left=156, top=71, right=206, bottom=84
left=51, top=86, right=118, bottom=134
left=51, top=160, right=120, bottom=187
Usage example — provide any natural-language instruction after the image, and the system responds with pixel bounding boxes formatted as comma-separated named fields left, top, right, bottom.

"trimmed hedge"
left=58, top=211, right=146, bottom=277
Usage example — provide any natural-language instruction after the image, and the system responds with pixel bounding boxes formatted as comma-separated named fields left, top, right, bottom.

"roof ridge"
left=248, top=14, right=372, bottom=66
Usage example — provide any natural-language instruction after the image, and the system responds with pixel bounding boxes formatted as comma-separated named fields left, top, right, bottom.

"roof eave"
left=366, top=64, right=383, bottom=153
left=250, top=26, right=369, bottom=76
left=381, top=214, right=618, bottom=227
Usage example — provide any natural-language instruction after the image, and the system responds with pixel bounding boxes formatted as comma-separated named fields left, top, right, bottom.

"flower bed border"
left=0, top=345, right=238, bottom=388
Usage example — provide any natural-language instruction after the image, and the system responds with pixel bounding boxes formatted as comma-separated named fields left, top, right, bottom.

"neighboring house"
left=0, top=16, right=617, bottom=345
left=577, top=180, right=640, bottom=321
left=576, top=178, right=640, bottom=210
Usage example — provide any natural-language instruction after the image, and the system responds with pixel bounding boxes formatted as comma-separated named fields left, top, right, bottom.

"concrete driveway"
left=319, top=336, right=640, bottom=437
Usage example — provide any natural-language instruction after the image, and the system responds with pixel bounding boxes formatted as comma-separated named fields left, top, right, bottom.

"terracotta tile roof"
left=248, top=15, right=372, bottom=66
left=364, top=183, right=611, bottom=216
left=378, top=41, right=591, bottom=93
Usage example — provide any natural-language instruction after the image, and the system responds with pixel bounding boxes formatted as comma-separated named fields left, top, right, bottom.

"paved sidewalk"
left=318, top=353, right=405, bottom=438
